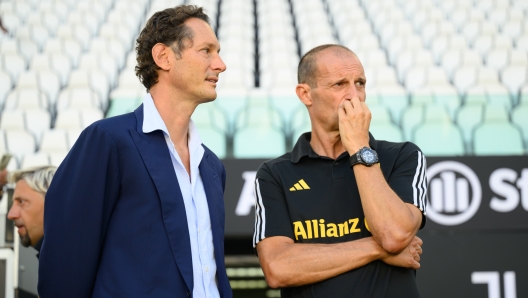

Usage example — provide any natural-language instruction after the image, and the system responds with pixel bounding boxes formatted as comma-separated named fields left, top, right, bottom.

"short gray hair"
left=298, top=44, right=357, bottom=87
left=8, top=166, right=57, bottom=194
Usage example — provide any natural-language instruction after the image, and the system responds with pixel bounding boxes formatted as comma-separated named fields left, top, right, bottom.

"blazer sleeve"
left=38, top=124, right=121, bottom=297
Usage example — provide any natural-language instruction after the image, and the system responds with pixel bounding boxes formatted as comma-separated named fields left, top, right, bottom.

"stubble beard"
left=19, top=232, right=31, bottom=247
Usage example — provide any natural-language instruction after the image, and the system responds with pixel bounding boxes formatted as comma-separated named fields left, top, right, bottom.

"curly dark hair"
left=135, top=5, right=210, bottom=90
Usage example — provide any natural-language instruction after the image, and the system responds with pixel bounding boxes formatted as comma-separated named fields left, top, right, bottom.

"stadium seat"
left=40, top=12, right=61, bottom=34
left=99, top=23, right=135, bottom=52
left=401, top=104, right=424, bottom=141
left=414, top=123, right=465, bottom=156
left=433, top=85, right=461, bottom=118
left=4, top=88, right=49, bottom=111
left=369, top=105, right=403, bottom=142
left=234, top=126, right=286, bottom=158
left=456, top=103, right=484, bottom=152
left=473, top=104, right=524, bottom=155
left=215, top=88, right=249, bottom=134
left=79, top=53, right=118, bottom=87
left=440, top=49, right=481, bottom=80
left=410, top=87, right=435, bottom=106
left=20, top=153, right=50, bottom=169
left=366, top=66, right=400, bottom=88
left=56, top=88, right=102, bottom=112
left=0, top=110, right=25, bottom=131
left=106, top=87, right=144, bottom=118
left=473, top=34, right=512, bottom=57
left=55, top=109, right=104, bottom=130
left=17, top=70, right=61, bottom=105
left=192, top=102, right=228, bottom=136
left=380, top=21, right=414, bottom=47
left=0, top=13, right=20, bottom=34
left=512, top=104, right=528, bottom=146
left=44, top=38, right=82, bottom=68
left=269, top=88, right=304, bottom=135
left=378, top=85, right=409, bottom=125
left=57, top=24, right=92, bottom=52
left=429, top=34, right=467, bottom=63
left=1, top=53, right=27, bottom=83
left=360, top=49, right=389, bottom=70
left=386, top=34, right=423, bottom=65
left=0, top=71, right=13, bottom=104
left=90, top=38, right=126, bottom=69
left=39, top=130, right=69, bottom=154
left=501, top=20, right=523, bottom=41
left=474, top=123, right=524, bottom=155
left=66, top=11, right=100, bottom=38
left=501, top=65, right=527, bottom=104
left=5, top=130, right=36, bottom=163
left=452, top=66, right=478, bottom=94
left=67, top=69, right=109, bottom=109
left=24, top=109, right=51, bottom=143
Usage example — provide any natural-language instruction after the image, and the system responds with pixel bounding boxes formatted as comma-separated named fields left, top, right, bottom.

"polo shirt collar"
left=291, top=132, right=377, bottom=163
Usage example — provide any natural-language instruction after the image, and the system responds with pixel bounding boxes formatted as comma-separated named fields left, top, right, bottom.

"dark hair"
left=297, top=44, right=355, bottom=87
left=135, top=5, right=210, bottom=90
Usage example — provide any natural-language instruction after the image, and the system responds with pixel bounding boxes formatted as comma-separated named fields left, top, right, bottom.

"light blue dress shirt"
left=142, top=93, right=220, bottom=298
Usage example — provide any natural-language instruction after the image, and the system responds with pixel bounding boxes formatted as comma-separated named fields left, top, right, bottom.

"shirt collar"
left=291, top=132, right=377, bottom=163
left=142, top=93, right=203, bottom=154
left=142, top=93, right=169, bottom=134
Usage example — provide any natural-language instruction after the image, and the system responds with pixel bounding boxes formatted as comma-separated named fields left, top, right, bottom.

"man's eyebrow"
left=198, top=42, right=220, bottom=49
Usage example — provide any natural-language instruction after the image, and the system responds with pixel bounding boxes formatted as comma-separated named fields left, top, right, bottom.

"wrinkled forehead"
left=316, top=49, right=365, bottom=77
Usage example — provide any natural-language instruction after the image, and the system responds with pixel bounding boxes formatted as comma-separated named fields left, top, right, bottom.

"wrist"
left=349, top=147, right=379, bottom=168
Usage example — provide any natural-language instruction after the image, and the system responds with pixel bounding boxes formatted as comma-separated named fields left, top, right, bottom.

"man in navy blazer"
left=38, top=5, right=232, bottom=297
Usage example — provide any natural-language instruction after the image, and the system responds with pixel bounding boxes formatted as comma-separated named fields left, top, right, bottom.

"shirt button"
left=205, top=266, right=209, bottom=272
left=198, top=228, right=201, bottom=233
left=334, top=162, right=339, bottom=166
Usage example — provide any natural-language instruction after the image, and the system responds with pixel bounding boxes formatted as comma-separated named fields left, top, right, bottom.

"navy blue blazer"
left=39, top=105, right=232, bottom=297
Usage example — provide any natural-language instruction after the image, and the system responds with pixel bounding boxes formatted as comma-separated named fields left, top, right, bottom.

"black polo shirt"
left=253, top=132, right=427, bottom=298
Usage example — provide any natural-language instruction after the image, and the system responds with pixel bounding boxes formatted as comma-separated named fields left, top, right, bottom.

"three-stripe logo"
left=290, top=179, right=310, bottom=191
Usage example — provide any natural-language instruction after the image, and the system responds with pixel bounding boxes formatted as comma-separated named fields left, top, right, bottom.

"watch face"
left=361, top=148, right=377, bottom=164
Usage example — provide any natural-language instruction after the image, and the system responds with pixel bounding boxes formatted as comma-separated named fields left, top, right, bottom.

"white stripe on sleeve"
left=412, top=151, right=427, bottom=214
left=253, top=178, right=266, bottom=247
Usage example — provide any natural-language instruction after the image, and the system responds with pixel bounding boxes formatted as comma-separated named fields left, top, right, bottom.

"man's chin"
left=19, top=234, right=32, bottom=247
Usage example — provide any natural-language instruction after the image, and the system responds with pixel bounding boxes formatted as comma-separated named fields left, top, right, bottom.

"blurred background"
left=0, top=0, right=527, bottom=297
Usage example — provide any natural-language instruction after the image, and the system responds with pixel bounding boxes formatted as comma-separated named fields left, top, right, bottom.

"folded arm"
left=257, top=235, right=422, bottom=288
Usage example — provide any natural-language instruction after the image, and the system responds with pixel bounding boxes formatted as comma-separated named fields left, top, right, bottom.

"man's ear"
left=152, top=43, right=171, bottom=71
left=296, top=83, right=313, bottom=106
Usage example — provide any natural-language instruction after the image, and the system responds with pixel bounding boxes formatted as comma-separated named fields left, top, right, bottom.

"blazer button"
left=187, top=292, right=190, bottom=296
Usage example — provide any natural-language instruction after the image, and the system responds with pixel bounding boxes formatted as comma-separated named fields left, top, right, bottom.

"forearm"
left=258, top=236, right=384, bottom=288
left=353, top=165, right=420, bottom=253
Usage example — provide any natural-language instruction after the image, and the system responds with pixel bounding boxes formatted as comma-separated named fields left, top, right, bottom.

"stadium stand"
left=0, top=1, right=526, bottom=297
left=0, top=0, right=526, bottom=174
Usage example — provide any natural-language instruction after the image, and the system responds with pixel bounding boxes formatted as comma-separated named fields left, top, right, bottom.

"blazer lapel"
left=130, top=105, right=193, bottom=292
left=199, top=153, right=230, bottom=296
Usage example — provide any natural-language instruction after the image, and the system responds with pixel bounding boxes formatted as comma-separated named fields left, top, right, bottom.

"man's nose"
left=213, top=54, right=227, bottom=73
left=346, top=85, right=359, bottom=100
left=7, top=206, right=19, bottom=220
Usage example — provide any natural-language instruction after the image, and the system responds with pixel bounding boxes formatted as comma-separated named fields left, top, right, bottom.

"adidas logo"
left=289, top=179, right=310, bottom=191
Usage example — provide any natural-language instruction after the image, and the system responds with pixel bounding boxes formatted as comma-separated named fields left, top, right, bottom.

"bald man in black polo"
left=253, top=44, right=427, bottom=297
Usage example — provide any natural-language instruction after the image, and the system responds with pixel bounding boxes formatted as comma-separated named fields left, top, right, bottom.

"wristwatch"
left=349, top=147, right=379, bottom=167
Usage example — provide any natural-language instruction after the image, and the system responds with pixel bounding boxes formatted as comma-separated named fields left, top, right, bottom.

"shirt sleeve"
left=253, top=163, right=294, bottom=248
left=38, top=124, right=121, bottom=297
left=387, top=143, right=427, bottom=228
